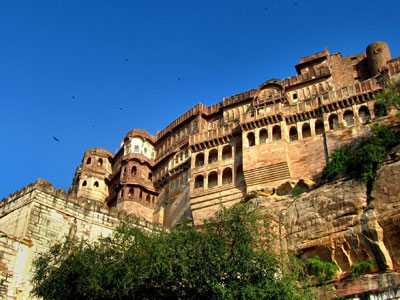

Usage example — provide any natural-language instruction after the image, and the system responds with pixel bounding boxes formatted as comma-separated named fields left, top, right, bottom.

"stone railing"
left=282, top=66, right=331, bottom=88
left=189, top=123, right=236, bottom=145
left=157, top=103, right=207, bottom=140
left=155, top=135, right=189, bottom=163
left=241, top=78, right=383, bottom=124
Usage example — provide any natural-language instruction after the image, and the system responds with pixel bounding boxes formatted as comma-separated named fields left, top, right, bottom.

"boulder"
left=276, top=180, right=297, bottom=195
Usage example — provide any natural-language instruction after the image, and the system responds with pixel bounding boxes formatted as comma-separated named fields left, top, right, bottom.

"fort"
left=1, top=41, right=400, bottom=299
left=68, top=40, right=399, bottom=226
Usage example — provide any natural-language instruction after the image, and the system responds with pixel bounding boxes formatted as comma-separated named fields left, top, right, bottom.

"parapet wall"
left=0, top=179, right=160, bottom=231
left=0, top=178, right=161, bottom=299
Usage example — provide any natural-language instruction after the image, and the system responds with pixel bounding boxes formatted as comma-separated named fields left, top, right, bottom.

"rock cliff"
left=253, top=159, right=400, bottom=298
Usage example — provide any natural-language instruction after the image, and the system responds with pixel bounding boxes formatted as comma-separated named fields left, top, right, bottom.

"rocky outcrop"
left=252, top=160, right=400, bottom=298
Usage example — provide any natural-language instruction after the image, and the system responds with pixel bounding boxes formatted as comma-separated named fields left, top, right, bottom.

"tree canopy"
left=31, top=203, right=318, bottom=300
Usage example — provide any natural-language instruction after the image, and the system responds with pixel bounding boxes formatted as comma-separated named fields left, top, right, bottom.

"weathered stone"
left=295, top=178, right=315, bottom=191
left=276, top=180, right=297, bottom=195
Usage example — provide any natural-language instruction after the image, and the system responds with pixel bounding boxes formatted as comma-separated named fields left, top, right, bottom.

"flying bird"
left=294, top=2, right=298, bottom=6
left=177, top=77, right=181, bottom=81
left=72, top=96, right=76, bottom=100
left=53, top=136, right=60, bottom=142
left=124, top=58, right=128, bottom=62
left=119, top=107, right=123, bottom=110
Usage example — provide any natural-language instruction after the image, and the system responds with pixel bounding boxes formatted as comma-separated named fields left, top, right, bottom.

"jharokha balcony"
left=242, top=78, right=383, bottom=126
left=189, top=123, right=237, bottom=146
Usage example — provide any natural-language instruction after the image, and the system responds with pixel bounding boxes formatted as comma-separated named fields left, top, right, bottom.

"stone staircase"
left=244, top=161, right=290, bottom=186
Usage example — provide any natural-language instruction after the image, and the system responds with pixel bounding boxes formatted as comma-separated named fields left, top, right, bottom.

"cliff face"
left=254, top=159, right=400, bottom=298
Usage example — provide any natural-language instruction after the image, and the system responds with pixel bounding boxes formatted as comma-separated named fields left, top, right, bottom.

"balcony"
left=189, top=123, right=236, bottom=146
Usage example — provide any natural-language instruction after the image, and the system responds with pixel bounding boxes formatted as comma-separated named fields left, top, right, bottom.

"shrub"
left=322, top=147, right=350, bottom=180
left=290, top=186, right=307, bottom=197
left=350, top=260, right=374, bottom=278
left=323, top=125, right=400, bottom=181
left=306, top=256, right=339, bottom=283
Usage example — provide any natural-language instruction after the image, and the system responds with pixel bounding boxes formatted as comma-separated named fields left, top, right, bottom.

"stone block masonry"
left=1, top=40, right=400, bottom=299
left=0, top=179, right=156, bottom=299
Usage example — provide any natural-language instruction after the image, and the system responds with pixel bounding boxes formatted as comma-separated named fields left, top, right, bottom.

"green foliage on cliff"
left=31, top=203, right=318, bottom=300
left=350, top=260, right=374, bottom=278
left=376, top=80, right=400, bottom=118
left=323, top=125, right=400, bottom=181
left=306, top=256, right=339, bottom=283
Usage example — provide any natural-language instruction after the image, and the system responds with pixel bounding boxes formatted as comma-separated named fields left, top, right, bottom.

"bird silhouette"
left=72, top=96, right=76, bottom=100
left=124, top=58, right=128, bottom=62
left=177, top=77, right=181, bottom=81
left=53, top=136, right=60, bottom=142
left=119, top=107, right=123, bottom=110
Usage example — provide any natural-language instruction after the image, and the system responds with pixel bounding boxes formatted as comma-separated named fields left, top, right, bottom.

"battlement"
left=84, top=147, right=114, bottom=158
left=0, top=179, right=161, bottom=231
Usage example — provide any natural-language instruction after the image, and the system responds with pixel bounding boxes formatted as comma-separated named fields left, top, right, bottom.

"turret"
left=366, top=41, right=391, bottom=77
left=77, top=148, right=113, bottom=202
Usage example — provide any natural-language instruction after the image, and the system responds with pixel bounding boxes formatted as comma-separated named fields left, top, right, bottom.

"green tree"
left=31, top=203, right=317, bottom=300
left=376, top=80, right=400, bottom=118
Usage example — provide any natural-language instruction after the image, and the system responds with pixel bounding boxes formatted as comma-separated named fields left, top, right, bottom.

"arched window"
left=259, top=129, right=268, bottom=144
left=208, top=149, right=218, bottom=164
left=148, top=172, right=152, bottom=182
left=97, top=158, right=103, bottom=167
left=93, top=181, right=99, bottom=188
left=131, top=166, right=137, bottom=176
left=329, top=114, right=339, bottom=130
left=120, top=189, right=124, bottom=198
left=343, top=110, right=354, bottom=127
left=82, top=180, right=87, bottom=187
left=195, top=153, right=204, bottom=167
left=247, top=132, right=255, bottom=147
left=358, top=106, right=371, bottom=124
left=302, top=123, right=311, bottom=139
left=289, top=127, right=298, bottom=141
left=272, top=125, right=281, bottom=141
left=140, top=191, right=143, bottom=199
left=222, top=145, right=232, bottom=160
left=236, top=164, right=244, bottom=183
left=374, top=103, right=387, bottom=118
left=194, top=175, right=204, bottom=189
left=208, top=172, right=218, bottom=188
left=128, top=188, right=134, bottom=199
left=86, top=157, right=91, bottom=165
left=123, top=167, right=127, bottom=177
left=146, top=195, right=151, bottom=203
left=222, top=168, right=232, bottom=185
left=315, top=120, right=325, bottom=135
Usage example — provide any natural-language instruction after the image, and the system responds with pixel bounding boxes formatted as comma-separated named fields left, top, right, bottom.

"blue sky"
left=1, top=0, right=399, bottom=197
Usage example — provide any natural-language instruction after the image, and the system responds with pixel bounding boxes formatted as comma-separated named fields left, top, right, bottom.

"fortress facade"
left=68, top=41, right=399, bottom=226
left=1, top=41, right=400, bottom=299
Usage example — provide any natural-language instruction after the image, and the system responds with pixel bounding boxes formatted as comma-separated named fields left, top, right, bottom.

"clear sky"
left=1, top=0, right=399, bottom=197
